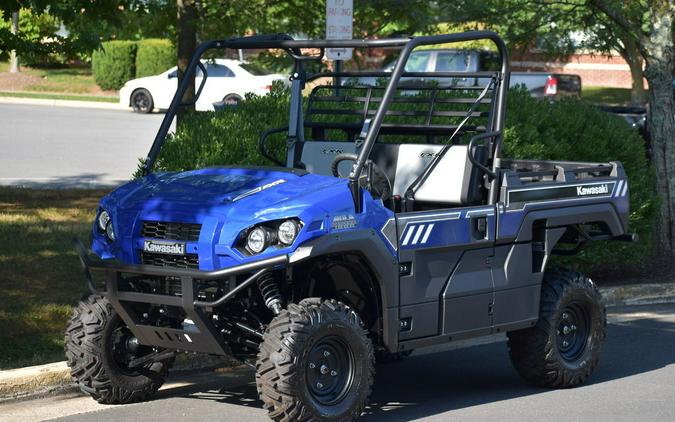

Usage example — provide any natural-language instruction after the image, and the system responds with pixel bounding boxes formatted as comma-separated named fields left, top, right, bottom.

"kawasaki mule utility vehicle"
left=68, top=31, right=633, bottom=421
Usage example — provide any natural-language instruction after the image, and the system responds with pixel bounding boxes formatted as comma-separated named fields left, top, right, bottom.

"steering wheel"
left=331, top=153, right=392, bottom=202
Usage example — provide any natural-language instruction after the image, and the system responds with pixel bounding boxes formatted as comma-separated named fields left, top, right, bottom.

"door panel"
left=395, top=206, right=496, bottom=340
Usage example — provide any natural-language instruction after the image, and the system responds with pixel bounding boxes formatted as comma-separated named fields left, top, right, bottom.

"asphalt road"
left=0, top=104, right=166, bottom=187
left=2, top=303, right=675, bottom=421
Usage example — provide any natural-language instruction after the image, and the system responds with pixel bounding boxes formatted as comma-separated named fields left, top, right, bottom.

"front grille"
left=141, top=221, right=202, bottom=242
left=141, top=251, right=199, bottom=269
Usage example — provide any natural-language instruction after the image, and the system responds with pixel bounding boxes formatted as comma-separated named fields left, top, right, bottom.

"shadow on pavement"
left=158, top=308, right=675, bottom=421
left=0, top=173, right=126, bottom=189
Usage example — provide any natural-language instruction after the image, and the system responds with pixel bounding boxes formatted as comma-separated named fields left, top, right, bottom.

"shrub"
left=92, top=40, right=137, bottom=90
left=503, top=89, right=656, bottom=273
left=135, top=39, right=175, bottom=78
left=153, top=84, right=290, bottom=172
left=153, top=86, right=656, bottom=274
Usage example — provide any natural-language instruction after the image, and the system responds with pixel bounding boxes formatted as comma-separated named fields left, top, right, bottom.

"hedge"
left=151, top=86, right=656, bottom=274
left=92, top=39, right=174, bottom=90
left=92, top=41, right=137, bottom=90
left=135, top=39, right=175, bottom=78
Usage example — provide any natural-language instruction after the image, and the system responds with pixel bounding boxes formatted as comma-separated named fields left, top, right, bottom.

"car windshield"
left=383, top=51, right=432, bottom=72
left=435, top=52, right=470, bottom=71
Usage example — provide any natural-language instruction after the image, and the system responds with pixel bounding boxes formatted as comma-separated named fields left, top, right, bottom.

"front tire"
left=130, top=88, right=154, bottom=113
left=64, top=295, right=172, bottom=404
left=507, top=269, right=606, bottom=388
left=256, top=298, right=375, bottom=421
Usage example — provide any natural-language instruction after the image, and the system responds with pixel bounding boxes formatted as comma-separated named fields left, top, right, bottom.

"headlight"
left=247, top=227, right=272, bottom=254
left=105, top=221, right=116, bottom=241
left=98, top=210, right=110, bottom=231
left=277, top=220, right=299, bottom=245
left=240, top=219, right=302, bottom=255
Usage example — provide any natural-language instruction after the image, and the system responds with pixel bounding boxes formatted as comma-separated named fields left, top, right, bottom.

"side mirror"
left=168, top=72, right=177, bottom=79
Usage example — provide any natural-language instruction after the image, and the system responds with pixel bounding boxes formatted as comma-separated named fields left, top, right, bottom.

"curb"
left=0, top=353, right=237, bottom=403
left=1, top=283, right=673, bottom=403
left=0, top=96, right=125, bottom=111
left=601, top=283, right=675, bottom=307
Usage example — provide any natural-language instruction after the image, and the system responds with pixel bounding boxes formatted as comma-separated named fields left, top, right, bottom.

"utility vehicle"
left=68, top=31, right=633, bottom=421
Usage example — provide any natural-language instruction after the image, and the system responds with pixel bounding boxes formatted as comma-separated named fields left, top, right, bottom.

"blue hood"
left=109, top=167, right=335, bottom=208
left=94, top=167, right=394, bottom=268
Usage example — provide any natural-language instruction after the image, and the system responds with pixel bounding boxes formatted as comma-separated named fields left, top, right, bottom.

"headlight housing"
left=247, top=227, right=274, bottom=254
left=105, top=221, right=116, bottom=241
left=278, top=220, right=300, bottom=245
left=240, top=218, right=302, bottom=255
left=97, top=210, right=111, bottom=231
left=97, top=209, right=115, bottom=242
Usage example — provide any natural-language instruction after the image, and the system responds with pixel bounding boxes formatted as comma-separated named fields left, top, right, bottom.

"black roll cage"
left=141, top=31, right=510, bottom=208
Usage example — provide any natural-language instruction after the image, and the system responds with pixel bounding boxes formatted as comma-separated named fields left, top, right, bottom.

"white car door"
left=195, top=63, right=238, bottom=111
left=158, top=68, right=179, bottom=109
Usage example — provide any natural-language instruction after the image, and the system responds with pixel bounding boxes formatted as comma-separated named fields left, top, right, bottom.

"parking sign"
left=326, top=0, right=353, bottom=60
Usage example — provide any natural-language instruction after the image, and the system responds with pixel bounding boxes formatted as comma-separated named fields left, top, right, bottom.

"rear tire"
left=256, top=298, right=375, bottom=421
left=507, top=268, right=606, bottom=388
left=222, top=93, right=242, bottom=106
left=130, top=88, right=153, bottom=113
left=64, top=295, right=172, bottom=404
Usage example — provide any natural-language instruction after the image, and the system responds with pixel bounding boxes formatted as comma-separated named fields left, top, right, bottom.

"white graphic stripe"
left=401, top=225, right=415, bottom=246
left=411, top=225, right=426, bottom=245
left=420, top=224, right=435, bottom=244
left=614, top=180, right=623, bottom=197
left=621, top=182, right=628, bottom=196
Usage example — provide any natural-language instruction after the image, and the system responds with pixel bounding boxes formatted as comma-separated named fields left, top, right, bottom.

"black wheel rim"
left=306, top=335, right=355, bottom=406
left=132, top=92, right=149, bottom=112
left=557, top=302, right=591, bottom=362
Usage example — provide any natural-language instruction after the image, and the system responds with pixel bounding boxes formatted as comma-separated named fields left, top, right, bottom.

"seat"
left=297, top=140, right=486, bottom=207
left=413, top=145, right=486, bottom=205
left=299, top=141, right=358, bottom=176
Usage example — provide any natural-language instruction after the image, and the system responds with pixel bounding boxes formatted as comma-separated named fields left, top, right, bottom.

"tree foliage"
left=440, top=0, right=674, bottom=262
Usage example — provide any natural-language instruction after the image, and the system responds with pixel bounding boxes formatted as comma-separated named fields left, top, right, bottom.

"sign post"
left=326, top=0, right=353, bottom=95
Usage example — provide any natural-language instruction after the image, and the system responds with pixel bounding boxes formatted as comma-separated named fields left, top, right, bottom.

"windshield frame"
left=141, top=31, right=510, bottom=208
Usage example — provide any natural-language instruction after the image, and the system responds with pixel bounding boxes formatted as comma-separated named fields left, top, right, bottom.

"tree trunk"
left=643, top=3, right=675, bottom=263
left=621, top=36, right=646, bottom=105
left=9, top=10, right=19, bottom=73
left=176, top=0, right=197, bottom=127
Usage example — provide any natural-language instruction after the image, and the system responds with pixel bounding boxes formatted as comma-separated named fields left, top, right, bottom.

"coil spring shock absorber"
left=257, top=272, right=284, bottom=315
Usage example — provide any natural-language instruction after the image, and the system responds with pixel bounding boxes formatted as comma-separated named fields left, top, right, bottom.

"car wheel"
left=222, top=94, right=242, bottom=106
left=507, top=268, right=606, bottom=388
left=131, top=88, right=154, bottom=113
left=256, top=298, right=375, bottom=421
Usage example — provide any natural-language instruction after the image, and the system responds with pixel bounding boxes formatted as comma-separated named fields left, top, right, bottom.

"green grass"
left=1, top=61, right=117, bottom=96
left=0, top=91, right=118, bottom=103
left=582, top=86, right=635, bottom=105
left=0, top=188, right=109, bottom=369
left=22, top=66, right=102, bottom=94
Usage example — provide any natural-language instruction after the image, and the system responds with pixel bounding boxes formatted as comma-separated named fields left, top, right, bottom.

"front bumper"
left=74, top=239, right=287, bottom=354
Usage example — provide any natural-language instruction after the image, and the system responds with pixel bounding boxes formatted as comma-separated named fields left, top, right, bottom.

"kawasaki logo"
left=143, top=240, right=186, bottom=255
left=576, top=184, right=609, bottom=196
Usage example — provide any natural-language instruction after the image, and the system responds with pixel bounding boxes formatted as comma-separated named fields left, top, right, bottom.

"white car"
left=119, top=59, right=286, bottom=113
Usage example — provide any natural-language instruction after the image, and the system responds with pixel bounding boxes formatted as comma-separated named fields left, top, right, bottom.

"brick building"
left=511, top=50, right=639, bottom=88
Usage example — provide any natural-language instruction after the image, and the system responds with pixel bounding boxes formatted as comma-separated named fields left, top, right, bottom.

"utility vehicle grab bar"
left=259, top=127, right=288, bottom=166
left=468, top=132, right=500, bottom=180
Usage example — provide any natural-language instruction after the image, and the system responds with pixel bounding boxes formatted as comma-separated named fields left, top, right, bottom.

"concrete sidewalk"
left=1, top=282, right=673, bottom=404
